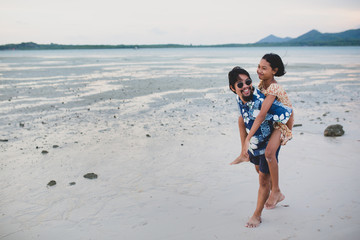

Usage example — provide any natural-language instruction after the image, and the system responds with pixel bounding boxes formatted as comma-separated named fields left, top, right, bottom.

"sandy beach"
left=1, top=47, right=360, bottom=239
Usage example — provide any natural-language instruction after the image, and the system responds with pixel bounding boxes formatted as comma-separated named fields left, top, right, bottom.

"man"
left=228, top=66, right=292, bottom=228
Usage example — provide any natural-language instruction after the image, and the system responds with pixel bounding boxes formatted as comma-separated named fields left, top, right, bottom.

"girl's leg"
left=264, top=129, right=285, bottom=209
left=286, top=112, right=294, bottom=130
left=255, top=165, right=260, bottom=174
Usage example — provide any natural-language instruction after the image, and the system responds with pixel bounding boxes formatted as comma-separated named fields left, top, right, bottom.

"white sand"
left=1, top=48, right=360, bottom=239
left=1, top=85, right=360, bottom=240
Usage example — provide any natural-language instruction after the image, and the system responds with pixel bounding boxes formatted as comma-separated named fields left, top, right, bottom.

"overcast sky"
left=1, top=0, right=359, bottom=45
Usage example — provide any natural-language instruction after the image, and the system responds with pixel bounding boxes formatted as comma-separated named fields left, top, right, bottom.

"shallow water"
left=0, top=46, right=360, bottom=142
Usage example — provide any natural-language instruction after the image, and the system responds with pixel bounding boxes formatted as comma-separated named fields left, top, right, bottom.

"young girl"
left=234, top=53, right=294, bottom=209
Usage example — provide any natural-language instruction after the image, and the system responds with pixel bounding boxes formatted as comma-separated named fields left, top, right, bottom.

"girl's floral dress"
left=258, top=81, right=293, bottom=145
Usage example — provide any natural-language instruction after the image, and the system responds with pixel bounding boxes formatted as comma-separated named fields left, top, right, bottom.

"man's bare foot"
left=265, top=192, right=285, bottom=209
left=245, top=215, right=262, bottom=228
left=230, top=154, right=250, bottom=165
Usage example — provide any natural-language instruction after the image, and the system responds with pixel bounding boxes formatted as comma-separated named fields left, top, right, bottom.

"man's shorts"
left=249, top=147, right=280, bottom=174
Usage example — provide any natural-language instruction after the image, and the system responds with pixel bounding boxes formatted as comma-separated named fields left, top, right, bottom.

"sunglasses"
left=237, top=78, right=252, bottom=88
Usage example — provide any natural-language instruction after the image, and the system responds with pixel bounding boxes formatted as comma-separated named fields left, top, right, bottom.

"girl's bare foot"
left=245, top=215, right=262, bottom=228
left=230, top=154, right=250, bottom=165
left=265, top=192, right=285, bottom=209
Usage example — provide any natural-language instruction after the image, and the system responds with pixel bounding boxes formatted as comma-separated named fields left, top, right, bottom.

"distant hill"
left=290, top=29, right=323, bottom=42
left=256, top=28, right=360, bottom=46
left=1, top=28, right=360, bottom=50
left=288, top=28, right=360, bottom=45
left=257, top=34, right=293, bottom=43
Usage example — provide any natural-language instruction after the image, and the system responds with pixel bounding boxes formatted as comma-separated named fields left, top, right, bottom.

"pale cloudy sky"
left=0, top=0, right=359, bottom=45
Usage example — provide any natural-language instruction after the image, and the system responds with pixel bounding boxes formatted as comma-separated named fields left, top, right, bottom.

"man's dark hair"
left=228, top=66, right=250, bottom=94
left=262, top=53, right=286, bottom=77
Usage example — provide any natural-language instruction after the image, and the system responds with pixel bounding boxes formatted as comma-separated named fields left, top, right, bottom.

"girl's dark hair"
left=262, top=53, right=286, bottom=77
left=228, top=66, right=250, bottom=94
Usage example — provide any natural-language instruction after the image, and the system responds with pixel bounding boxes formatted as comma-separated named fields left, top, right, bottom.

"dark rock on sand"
left=84, top=173, right=98, bottom=179
left=293, top=124, right=302, bottom=127
left=53, top=145, right=59, bottom=148
left=69, top=182, right=76, bottom=186
left=41, top=150, right=49, bottom=154
left=0, top=139, right=8, bottom=142
left=324, top=124, right=345, bottom=137
left=47, top=180, right=56, bottom=187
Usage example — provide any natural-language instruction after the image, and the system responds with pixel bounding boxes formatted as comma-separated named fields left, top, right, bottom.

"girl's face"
left=257, top=59, right=277, bottom=81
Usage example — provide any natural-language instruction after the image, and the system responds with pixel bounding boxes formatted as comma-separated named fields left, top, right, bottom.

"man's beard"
left=241, top=87, right=254, bottom=102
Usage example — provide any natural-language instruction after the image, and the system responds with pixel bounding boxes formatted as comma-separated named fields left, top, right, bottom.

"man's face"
left=234, top=74, right=253, bottom=102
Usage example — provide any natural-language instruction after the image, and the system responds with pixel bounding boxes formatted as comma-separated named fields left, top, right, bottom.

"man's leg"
left=245, top=171, right=270, bottom=228
left=264, top=129, right=285, bottom=209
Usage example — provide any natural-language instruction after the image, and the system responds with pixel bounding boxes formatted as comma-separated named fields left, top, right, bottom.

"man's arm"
left=230, top=115, right=249, bottom=165
left=238, top=115, right=247, bottom=146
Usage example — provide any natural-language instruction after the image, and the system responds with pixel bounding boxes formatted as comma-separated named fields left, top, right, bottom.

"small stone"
left=0, top=139, right=8, bottom=142
left=146, top=134, right=151, bottom=138
left=324, top=124, right=344, bottom=137
left=19, top=122, right=25, bottom=127
left=84, top=173, right=98, bottom=179
left=69, top=182, right=76, bottom=186
left=53, top=145, right=59, bottom=148
left=47, top=180, right=56, bottom=187
left=41, top=150, right=49, bottom=154
left=293, top=124, right=302, bottom=127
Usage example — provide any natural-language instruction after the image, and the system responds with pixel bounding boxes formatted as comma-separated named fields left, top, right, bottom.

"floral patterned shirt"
left=236, top=88, right=292, bottom=156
